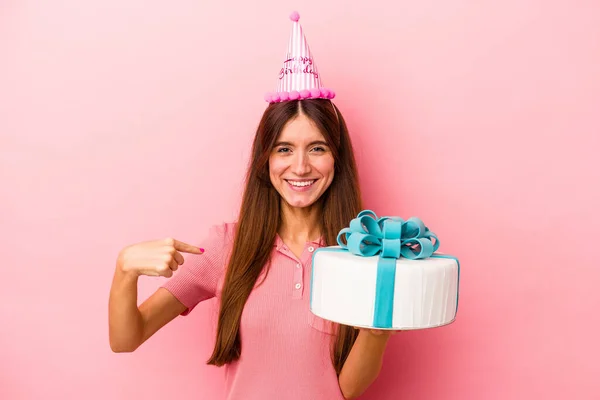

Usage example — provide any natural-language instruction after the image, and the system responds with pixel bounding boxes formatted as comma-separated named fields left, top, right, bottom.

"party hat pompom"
left=290, top=11, right=300, bottom=22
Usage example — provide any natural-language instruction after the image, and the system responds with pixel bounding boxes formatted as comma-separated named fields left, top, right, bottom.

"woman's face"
left=269, top=113, right=335, bottom=209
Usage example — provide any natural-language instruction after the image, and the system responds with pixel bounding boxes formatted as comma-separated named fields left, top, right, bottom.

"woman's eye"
left=312, top=146, right=326, bottom=152
left=277, top=147, right=290, bottom=153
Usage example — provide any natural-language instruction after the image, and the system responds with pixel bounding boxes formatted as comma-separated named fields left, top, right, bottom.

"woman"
left=109, top=13, right=396, bottom=400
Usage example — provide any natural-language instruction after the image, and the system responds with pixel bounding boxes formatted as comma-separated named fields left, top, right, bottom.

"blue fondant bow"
left=336, top=210, right=440, bottom=259
left=336, top=210, right=447, bottom=328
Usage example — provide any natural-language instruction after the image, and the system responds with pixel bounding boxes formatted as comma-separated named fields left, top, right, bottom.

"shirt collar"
left=274, top=233, right=326, bottom=251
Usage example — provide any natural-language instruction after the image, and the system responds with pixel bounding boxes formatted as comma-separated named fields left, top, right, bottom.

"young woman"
left=109, top=13, right=396, bottom=400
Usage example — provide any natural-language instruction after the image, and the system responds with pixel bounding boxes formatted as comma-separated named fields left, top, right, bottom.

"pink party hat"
left=264, top=11, right=335, bottom=103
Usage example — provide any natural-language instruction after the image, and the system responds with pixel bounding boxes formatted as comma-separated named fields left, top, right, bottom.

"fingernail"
left=199, top=248, right=205, bottom=253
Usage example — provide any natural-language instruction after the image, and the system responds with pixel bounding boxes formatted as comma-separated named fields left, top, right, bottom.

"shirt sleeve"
left=161, top=222, right=234, bottom=315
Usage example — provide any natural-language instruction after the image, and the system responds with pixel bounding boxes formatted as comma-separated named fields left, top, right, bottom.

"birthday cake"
left=310, top=210, right=460, bottom=330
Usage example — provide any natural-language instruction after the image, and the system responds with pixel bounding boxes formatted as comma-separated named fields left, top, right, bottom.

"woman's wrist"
left=356, top=328, right=394, bottom=347
left=115, top=261, right=140, bottom=282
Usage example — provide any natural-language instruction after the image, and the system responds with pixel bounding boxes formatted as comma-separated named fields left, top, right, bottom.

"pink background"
left=1, top=1, right=599, bottom=399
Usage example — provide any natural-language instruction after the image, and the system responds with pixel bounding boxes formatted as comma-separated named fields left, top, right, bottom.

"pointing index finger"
left=173, top=239, right=204, bottom=254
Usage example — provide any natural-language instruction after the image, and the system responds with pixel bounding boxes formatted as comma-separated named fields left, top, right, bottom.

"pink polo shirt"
left=161, top=222, right=345, bottom=400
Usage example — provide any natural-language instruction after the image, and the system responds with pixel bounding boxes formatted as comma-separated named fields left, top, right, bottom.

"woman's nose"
left=291, top=153, right=311, bottom=175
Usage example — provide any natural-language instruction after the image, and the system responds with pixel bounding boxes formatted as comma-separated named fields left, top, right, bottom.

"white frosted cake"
left=309, top=210, right=460, bottom=330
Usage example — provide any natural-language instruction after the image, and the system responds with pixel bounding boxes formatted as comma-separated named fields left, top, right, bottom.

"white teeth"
left=287, top=180, right=315, bottom=187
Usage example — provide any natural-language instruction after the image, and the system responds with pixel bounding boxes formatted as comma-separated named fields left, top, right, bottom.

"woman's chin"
left=283, top=195, right=317, bottom=209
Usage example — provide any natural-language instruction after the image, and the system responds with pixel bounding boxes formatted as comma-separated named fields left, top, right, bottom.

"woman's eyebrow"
left=274, top=140, right=329, bottom=146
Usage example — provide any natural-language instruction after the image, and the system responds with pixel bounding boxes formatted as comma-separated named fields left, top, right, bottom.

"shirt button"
left=308, top=246, right=315, bottom=252
left=296, top=263, right=301, bottom=269
left=295, top=283, right=302, bottom=289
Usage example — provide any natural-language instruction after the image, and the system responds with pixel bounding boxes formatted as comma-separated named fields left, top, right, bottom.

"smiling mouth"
left=285, top=179, right=317, bottom=188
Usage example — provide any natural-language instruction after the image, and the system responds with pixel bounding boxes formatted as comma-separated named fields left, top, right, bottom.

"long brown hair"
left=207, top=99, right=362, bottom=375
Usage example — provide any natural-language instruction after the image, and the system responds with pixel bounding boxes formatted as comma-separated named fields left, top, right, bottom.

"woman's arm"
left=109, top=267, right=187, bottom=352
left=108, top=238, right=201, bottom=352
left=338, top=329, right=396, bottom=399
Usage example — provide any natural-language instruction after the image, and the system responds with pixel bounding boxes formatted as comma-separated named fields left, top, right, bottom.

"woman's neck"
left=278, top=200, right=322, bottom=244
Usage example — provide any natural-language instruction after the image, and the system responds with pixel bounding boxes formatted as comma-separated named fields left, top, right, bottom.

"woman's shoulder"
left=205, top=221, right=237, bottom=247
left=197, top=222, right=237, bottom=277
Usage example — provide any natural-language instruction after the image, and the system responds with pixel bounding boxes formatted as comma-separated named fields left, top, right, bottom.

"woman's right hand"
left=116, top=238, right=204, bottom=278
